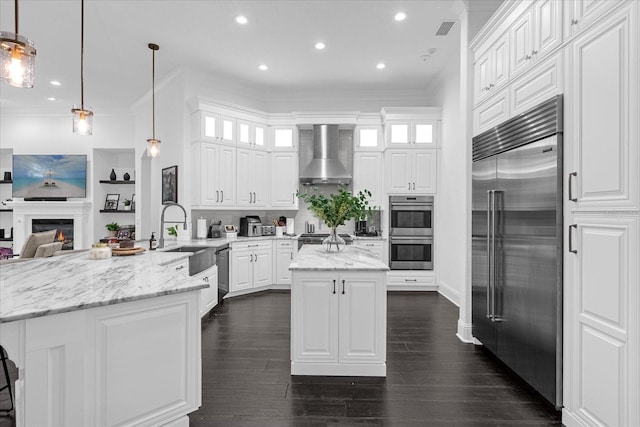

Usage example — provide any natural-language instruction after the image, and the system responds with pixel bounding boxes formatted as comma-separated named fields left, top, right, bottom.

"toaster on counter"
left=261, top=225, right=275, bottom=236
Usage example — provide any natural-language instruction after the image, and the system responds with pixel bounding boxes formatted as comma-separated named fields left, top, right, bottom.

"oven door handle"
left=390, top=237, right=432, bottom=244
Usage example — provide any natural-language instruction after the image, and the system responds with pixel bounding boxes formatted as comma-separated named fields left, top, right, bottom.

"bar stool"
left=0, top=345, right=13, bottom=413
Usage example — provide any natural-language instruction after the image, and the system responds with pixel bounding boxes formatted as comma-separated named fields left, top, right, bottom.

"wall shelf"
left=99, top=180, right=135, bottom=184
left=0, top=209, right=13, bottom=212
left=0, top=238, right=13, bottom=241
left=0, top=180, right=12, bottom=184
left=99, top=210, right=135, bottom=213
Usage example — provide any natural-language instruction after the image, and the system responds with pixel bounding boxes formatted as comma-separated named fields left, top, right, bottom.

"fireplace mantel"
left=8, top=201, right=92, bottom=252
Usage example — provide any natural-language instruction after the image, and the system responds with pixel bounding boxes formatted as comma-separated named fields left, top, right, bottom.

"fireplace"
left=32, top=219, right=74, bottom=250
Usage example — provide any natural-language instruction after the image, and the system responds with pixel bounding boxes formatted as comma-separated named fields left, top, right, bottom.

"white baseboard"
left=456, top=318, right=475, bottom=343
left=387, top=285, right=438, bottom=291
left=437, top=280, right=460, bottom=306
left=561, top=409, right=589, bottom=427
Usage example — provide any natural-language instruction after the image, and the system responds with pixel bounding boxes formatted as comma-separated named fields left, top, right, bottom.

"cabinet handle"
left=571, top=19, right=579, bottom=26
left=216, top=190, right=219, bottom=203
left=253, top=192, right=257, bottom=203
left=569, top=172, right=577, bottom=202
left=292, top=193, right=295, bottom=204
left=175, top=265, right=185, bottom=271
left=341, top=279, right=345, bottom=295
left=413, top=182, right=416, bottom=190
left=221, top=190, right=224, bottom=201
left=250, top=254, right=253, bottom=262
left=203, top=276, right=208, bottom=283
left=408, top=182, right=411, bottom=190
left=405, top=279, right=417, bottom=282
left=525, top=54, right=532, bottom=60
left=531, top=50, right=538, bottom=55
left=489, top=83, right=494, bottom=88
left=569, top=224, right=578, bottom=254
left=290, top=253, right=293, bottom=260
left=333, top=279, right=336, bottom=294
left=254, top=253, right=257, bottom=262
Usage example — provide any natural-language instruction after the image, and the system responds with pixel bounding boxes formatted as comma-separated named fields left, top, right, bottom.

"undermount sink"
left=165, top=246, right=216, bottom=276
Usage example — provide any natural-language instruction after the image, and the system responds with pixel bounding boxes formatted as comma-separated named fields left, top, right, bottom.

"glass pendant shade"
left=0, top=32, right=36, bottom=88
left=72, top=106, right=93, bottom=135
left=147, top=138, right=161, bottom=158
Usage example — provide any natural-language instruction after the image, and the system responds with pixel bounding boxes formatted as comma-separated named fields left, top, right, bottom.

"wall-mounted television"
left=12, top=155, right=87, bottom=200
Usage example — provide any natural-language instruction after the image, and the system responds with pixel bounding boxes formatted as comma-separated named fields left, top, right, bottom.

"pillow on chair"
left=20, top=230, right=57, bottom=258
left=34, top=241, right=63, bottom=258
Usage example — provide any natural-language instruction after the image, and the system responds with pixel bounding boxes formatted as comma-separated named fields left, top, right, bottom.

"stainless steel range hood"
left=300, top=124, right=352, bottom=185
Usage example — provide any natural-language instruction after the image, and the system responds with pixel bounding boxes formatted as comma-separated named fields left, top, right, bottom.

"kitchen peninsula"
left=0, top=250, right=205, bottom=427
left=290, top=245, right=389, bottom=376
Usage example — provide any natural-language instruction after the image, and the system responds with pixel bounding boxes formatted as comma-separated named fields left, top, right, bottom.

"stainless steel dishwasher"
left=215, top=244, right=230, bottom=303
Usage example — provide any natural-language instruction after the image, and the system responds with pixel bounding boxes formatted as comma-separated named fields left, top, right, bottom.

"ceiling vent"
left=435, top=21, right=455, bottom=36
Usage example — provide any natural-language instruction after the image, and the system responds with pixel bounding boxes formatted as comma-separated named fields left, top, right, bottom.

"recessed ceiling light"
left=235, top=15, right=248, bottom=24
left=394, top=12, right=407, bottom=21
left=376, top=63, right=386, bottom=70
left=259, top=64, right=268, bottom=71
left=47, top=97, right=56, bottom=101
left=315, top=42, right=326, bottom=50
left=50, top=80, right=61, bottom=86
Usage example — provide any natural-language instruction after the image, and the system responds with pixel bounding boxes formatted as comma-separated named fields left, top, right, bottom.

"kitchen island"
left=289, top=245, right=389, bottom=376
left=0, top=249, right=205, bottom=427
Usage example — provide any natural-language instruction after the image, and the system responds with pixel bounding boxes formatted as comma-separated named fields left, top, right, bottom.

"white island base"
left=290, top=246, right=389, bottom=377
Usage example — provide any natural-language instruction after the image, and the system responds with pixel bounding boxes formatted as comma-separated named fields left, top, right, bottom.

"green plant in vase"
left=297, top=186, right=375, bottom=252
left=106, top=222, right=119, bottom=237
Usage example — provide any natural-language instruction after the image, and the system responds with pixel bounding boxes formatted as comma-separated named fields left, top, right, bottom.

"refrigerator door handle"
left=569, top=224, right=578, bottom=254
left=486, top=190, right=493, bottom=320
left=492, top=190, right=503, bottom=322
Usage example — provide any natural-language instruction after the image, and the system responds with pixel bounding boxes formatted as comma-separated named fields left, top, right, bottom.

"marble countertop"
left=158, top=234, right=298, bottom=250
left=0, top=249, right=207, bottom=323
left=289, top=245, right=390, bottom=271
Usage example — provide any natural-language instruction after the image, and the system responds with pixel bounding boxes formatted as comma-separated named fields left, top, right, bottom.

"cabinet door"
left=387, top=122, right=411, bottom=146
left=291, top=273, right=339, bottom=362
left=534, top=0, right=561, bottom=57
left=510, top=52, right=562, bottom=117
left=569, top=4, right=638, bottom=210
left=254, top=124, right=267, bottom=150
left=385, top=150, right=412, bottom=194
left=511, top=8, right=534, bottom=77
left=353, top=152, right=383, bottom=207
left=566, top=216, right=637, bottom=427
left=412, top=120, right=437, bottom=147
left=236, top=148, right=252, bottom=206
left=339, top=273, right=386, bottom=363
left=197, top=143, right=220, bottom=205
left=251, top=150, right=269, bottom=207
left=218, top=145, right=236, bottom=205
left=355, top=126, right=382, bottom=151
left=275, top=248, right=294, bottom=284
left=237, top=120, right=252, bottom=147
left=197, top=266, right=218, bottom=317
left=473, top=88, right=509, bottom=135
left=218, top=114, right=235, bottom=145
left=231, top=249, right=253, bottom=292
left=270, top=152, right=298, bottom=208
left=492, top=33, right=510, bottom=90
left=252, top=248, right=272, bottom=288
left=270, top=126, right=298, bottom=151
left=566, top=0, right=623, bottom=38
left=474, top=50, right=492, bottom=104
left=413, top=150, right=437, bottom=193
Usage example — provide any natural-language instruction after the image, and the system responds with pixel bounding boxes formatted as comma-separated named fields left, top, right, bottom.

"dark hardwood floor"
left=0, top=291, right=562, bottom=426
left=190, top=291, right=562, bottom=426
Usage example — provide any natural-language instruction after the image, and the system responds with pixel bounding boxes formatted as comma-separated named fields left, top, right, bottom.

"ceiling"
left=0, top=1, right=498, bottom=112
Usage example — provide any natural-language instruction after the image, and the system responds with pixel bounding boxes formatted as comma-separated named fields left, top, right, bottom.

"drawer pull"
left=175, top=265, right=185, bottom=271
left=404, top=279, right=417, bottom=282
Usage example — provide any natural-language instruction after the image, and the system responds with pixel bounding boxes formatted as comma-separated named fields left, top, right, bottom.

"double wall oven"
left=389, top=195, right=433, bottom=270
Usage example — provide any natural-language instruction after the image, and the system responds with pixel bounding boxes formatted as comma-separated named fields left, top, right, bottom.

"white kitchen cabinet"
left=567, top=2, right=638, bottom=210
left=291, top=271, right=386, bottom=376
left=165, top=258, right=189, bottom=276
left=230, top=241, right=272, bottom=294
left=387, top=271, right=436, bottom=291
left=236, top=148, right=269, bottom=207
left=510, top=51, right=562, bottom=116
left=270, top=126, right=298, bottom=151
left=354, top=125, right=383, bottom=151
left=353, top=152, right=384, bottom=208
left=385, top=120, right=438, bottom=148
left=473, top=87, right=509, bottom=135
left=386, top=149, right=436, bottom=194
left=192, top=142, right=236, bottom=207
left=474, top=32, right=509, bottom=104
left=237, top=119, right=268, bottom=151
left=510, top=0, right=561, bottom=79
left=565, top=215, right=638, bottom=427
left=274, top=240, right=297, bottom=285
left=192, top=264, right=218, bottom=317
left=270, top=151, right=299, bottom=208
left=564, top=0, right=623, bottom=39
left=352, top=239, right=385, bottom=263
left=191, top=110, right=235, bottom=146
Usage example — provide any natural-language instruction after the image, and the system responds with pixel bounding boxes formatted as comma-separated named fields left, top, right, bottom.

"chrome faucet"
left=159, top=202, right=188, bottom=248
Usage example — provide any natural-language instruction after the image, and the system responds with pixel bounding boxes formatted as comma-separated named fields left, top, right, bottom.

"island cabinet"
left=230, top=240, right=272, bottom=295
left=290, top=245, right=389, bottom=377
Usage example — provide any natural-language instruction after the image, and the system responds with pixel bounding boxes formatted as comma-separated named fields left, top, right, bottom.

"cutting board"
left=112, top=247, right=145, bottom=256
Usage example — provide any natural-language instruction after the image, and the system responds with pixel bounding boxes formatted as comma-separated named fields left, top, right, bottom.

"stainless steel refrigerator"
left=472, top=95, right=563, bottom=408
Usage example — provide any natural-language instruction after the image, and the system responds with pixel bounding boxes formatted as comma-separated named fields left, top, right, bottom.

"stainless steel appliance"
left=389, top=195, right=434, bottom=270
left=355, top=220, right=368, bottom=235
left=239, top=216, right=262, bottom=237
left=215, top=244, right=229, bottom=303
left=297, top=233, right=353, bottom=250
left=262, top=225, right=275, bottom=236
left=389, top=195, right=433, bottom=236
left=299, top=124, right=352, bottom=185
left=472, top=95, right=563, bottom=408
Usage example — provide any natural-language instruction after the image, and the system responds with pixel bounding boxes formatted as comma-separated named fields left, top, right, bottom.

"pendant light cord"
left=80, top=0, right=85, bottom=109
left=14, top=0, right=19, bottom=39
left=152, top=47, right=155, bottom=140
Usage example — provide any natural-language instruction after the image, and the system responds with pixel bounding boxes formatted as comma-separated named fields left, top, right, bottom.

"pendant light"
left=147, top=43, right=160, bottom=158
left=0, top=0, right=37, bottom=88
left=71, top=0, right=93, bottom=135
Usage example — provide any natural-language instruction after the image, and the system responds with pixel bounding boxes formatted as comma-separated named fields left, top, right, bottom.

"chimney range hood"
left=300, top=124, right=352, bottom=185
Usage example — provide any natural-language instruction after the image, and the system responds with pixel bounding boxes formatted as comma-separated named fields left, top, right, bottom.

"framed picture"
left=104, top=193, right=120, bottom=211
left=117, top=229, right=130, bottom=239
left=162, top=165, right=178, bottom=204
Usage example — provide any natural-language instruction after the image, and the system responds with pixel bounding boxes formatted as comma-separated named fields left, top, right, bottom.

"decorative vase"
left=108, top=230, right=118, bottom=237
left=123, top=172, right=131, bottom=181
left=110, top=169, right=117, bottom=181
left=322, top=228, right=345, bottom=252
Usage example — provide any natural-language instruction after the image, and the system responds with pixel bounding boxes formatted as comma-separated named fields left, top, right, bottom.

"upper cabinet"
left=236, top=148, right=270, bottom=207
left=353, top=152, right=384, bottom=208
left=385, top=150, right=437, bottom=194
left=354, top=126, right=383, bottom=151
left=270, top=126, right=298, bottom=151
left=270, top=152, right=299, bottom=209
left=474, top=32, right=509, bottom=104
left=192, top=142, right=236, bottom=207
left=192, top=111, right=235, bottom=146
left=564, top=0, right=624, bottom=39
left=381, top=107, right=441, bottom=149
left=237, top=120, right=268, bottom=151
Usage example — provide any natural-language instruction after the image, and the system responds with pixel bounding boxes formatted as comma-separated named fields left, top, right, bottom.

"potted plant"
left=106, top=222, right=119, bottom=237
left=297, top=186, right=375, bottom=252
left=167, top=225, right=178, bottom=240
left=121, top=198, right=132, bottom=211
